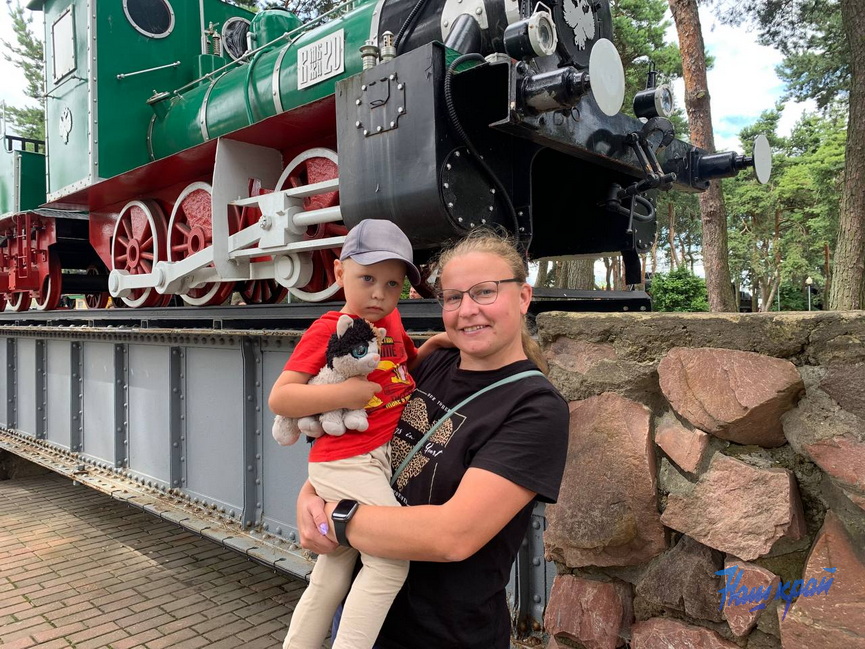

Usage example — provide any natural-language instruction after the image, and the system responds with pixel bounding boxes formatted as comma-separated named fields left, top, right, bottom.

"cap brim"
left=348, top=251, right=422, bottom=285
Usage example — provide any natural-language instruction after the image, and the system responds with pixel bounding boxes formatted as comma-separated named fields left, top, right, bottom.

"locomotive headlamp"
left=503, top=7, right=558, bottom=59
left=633, top=84, right=674, bottom=119
left=518, top=37, right=624, bottom=116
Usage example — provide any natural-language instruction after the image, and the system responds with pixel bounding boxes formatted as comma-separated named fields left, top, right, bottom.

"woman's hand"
left=296, top=480, right=339, bottom=553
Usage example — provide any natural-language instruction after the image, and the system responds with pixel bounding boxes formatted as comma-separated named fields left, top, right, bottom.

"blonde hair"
left=436, top=228, right=549, bottom=374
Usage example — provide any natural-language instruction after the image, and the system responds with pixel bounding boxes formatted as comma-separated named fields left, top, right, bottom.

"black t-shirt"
left=377, top=349, right=569, bottom=649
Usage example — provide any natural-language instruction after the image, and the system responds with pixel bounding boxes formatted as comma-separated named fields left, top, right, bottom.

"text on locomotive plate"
left=297, top=30, right=345, bottom=90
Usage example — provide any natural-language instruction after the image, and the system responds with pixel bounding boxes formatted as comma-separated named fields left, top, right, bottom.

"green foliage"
left=2, top=1, right=45, bottom=141
left=649, top=267, right=709, bottom=312
left=725, top=107, right=844, bottom=310
left=654, top=190, right=702, bottom=270
left=610, top=0, right=683, bottom=118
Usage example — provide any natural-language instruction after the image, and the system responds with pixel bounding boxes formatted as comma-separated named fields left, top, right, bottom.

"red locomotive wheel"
left=168, top=182, right=235, bottom=307
left=238, top=279, right=287, bottom=304
left=111, top=200, right=168, bottom=308
left=84, top=265, right=110, bottom=309
left=6, top=291, right=32, bottom=312
left=275, top=148, right=345, bottom=303
left=234, top=181, right=288, bottom=305
left=33, top=251, right=63, bottom=311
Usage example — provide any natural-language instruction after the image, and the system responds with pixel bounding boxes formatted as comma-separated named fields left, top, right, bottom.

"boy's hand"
left=425, top=332, right=454, bottom=349
left=341, top=376, right=382, bottom=409
left=411, top=332, right=454, bottom=370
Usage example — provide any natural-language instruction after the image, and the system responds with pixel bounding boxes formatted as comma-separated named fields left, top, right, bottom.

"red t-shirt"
left=284, top=309, right=417, bottom=462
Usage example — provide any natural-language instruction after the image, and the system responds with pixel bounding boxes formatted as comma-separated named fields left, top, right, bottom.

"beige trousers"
left=283, top=442, right=409, bottom=649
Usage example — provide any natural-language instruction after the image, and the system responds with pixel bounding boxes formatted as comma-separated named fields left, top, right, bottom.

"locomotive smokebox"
left=336, top=43, right=519, bottom=258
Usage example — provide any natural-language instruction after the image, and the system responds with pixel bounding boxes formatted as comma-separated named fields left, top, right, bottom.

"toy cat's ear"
left=336, top=314, right=354, bottom=337
left=377, top=327, right=387, bottom=341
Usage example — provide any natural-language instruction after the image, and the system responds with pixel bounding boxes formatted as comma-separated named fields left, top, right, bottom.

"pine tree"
left=668, top=0, right=737, bottom=311
left=712, top=0, right=865, bottom=309
left=2, top=1, right=45, bottom=142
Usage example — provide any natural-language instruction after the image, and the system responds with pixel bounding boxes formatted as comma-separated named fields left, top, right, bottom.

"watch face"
left=333, top=500, right=359, bottom=521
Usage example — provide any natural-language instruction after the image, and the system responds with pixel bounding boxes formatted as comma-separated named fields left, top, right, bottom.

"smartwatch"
left=332, top=499, right=359, bottom=548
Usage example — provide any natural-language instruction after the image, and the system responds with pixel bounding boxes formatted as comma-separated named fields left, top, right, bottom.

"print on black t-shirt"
left=390, top=390, right=466, bottom=498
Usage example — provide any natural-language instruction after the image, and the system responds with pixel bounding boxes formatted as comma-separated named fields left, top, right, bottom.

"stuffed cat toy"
left=272, top=314, right=384, bottom=446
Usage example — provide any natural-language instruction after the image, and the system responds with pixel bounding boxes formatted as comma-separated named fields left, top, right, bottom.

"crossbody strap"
left=390, top=370, right=544, bottom=487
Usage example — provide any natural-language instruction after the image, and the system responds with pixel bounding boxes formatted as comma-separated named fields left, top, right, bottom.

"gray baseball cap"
left=339, top=219, right=421, bottom=285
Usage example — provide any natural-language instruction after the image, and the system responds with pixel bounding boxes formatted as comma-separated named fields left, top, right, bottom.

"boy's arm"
left=268, top=370, right=382, bottom=418
left=409, top=332, right=453, bottom=371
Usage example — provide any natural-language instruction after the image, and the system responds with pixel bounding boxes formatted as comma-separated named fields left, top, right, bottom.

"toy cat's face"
left=331, top=337, right=381, bottom=377
left=326, top=315, right=383, bottom=377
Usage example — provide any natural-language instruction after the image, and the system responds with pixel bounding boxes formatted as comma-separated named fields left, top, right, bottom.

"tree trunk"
left=566, top=258, right=595, bottom=289
left=668, top=0, right=737, bottom=312
left=543, top=257, right=595, bottom=289
left=668, top=202, right=679, bottom=269
left=824, top=243, right=831, bottom=294
left=535, top=260, right=551, bottom=288
left=650, top=229, right=659, bottom=276
left=828, top=0, right=865, bottom=310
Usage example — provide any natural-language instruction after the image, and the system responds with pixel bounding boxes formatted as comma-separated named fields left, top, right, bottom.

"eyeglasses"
left=437, top=278, right=523, bottom=311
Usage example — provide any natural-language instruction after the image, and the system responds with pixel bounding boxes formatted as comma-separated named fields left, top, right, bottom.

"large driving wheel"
left=111, top=200, right=168, bottom=308
left=276, top=148, right=345, bottom=302
left=33, top=250, right=62, bottom=311
left=168, top=182, right=235, bottom=307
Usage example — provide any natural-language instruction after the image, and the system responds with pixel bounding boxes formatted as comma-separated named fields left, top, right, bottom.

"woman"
left=296, top=230, right=569, bottom=649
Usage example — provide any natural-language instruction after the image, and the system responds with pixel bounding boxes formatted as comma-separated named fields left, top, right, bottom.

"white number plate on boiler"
left=297, top=29, right=345, bottom=90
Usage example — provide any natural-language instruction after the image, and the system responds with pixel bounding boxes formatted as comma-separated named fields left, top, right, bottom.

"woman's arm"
left=322, top=467, right=535, bottom=562
left=268, top=370, right=381, bottom=418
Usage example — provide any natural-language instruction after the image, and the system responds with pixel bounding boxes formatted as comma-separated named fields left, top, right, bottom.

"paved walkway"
left=0, top=472, right=314, bottom=649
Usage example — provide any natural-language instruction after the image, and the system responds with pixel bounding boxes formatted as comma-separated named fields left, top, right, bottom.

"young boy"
left=269, top=219, right=435, bottom=649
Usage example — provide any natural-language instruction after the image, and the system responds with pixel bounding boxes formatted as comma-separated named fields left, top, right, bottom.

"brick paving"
left=0, top=473, right=317, bottom=648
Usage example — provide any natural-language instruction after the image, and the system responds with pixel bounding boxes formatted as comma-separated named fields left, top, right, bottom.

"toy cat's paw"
left=298, top=416, right=325, bottom=438
left=272, top=415, right=301, bottom=446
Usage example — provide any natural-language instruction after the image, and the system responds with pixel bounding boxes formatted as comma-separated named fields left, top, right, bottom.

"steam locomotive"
left=0, top=0, right=770, bottom=310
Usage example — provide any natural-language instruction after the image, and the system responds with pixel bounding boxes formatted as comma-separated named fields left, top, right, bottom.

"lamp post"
left=805, top=276, right=813, bottom=311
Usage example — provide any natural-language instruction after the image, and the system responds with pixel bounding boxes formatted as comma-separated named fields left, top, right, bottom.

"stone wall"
left=537, top=312, right=865, bottom=649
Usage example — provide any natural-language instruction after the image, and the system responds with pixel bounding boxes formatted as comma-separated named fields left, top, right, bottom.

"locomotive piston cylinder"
left=520, top=67, right=589, bottom=113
